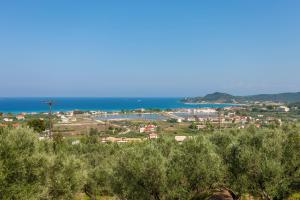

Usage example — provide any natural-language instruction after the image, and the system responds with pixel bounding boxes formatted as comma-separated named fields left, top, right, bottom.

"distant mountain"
left=245, top=92, right=300, bottom=103
left=182, top=92, right=300, bottom=104
left=183, top=92, right=238, bottom=104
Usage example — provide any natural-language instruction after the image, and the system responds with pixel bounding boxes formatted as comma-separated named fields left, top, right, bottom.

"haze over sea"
left=0, top=98, right=234, bottom=113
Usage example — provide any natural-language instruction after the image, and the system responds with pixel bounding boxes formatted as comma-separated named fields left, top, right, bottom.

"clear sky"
left=0, top=0, right=299, bottom=97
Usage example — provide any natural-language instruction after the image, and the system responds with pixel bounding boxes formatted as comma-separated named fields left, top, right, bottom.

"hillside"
left=182, top=92, right=300, bottom=104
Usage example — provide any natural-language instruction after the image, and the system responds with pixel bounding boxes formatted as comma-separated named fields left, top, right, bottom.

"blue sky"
left=0, top=0, right=299, bottom=97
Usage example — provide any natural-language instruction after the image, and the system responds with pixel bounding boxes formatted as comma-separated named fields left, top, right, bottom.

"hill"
left=182, top=92, right=300, bottom=104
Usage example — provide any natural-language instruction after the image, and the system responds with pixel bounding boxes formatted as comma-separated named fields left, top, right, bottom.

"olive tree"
left=111, top=143, right=167, bottom=200
left=0, top=128, right=48, bottom=200
left=166, top=136, right=225, bottom=200
left=226, top=129, right=286, bottom=200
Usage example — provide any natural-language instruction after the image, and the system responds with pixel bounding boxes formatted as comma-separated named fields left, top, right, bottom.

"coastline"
left=183, top=102, right=242, bottom=106
left=0, top=97, right=236, bottom=114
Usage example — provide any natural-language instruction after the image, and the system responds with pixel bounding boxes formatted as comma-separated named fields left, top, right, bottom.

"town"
left=1, top=101, right=298, bottom=144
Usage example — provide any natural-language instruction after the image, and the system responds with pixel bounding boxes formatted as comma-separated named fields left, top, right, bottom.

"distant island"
left=182, top=92, right=300, bottom=104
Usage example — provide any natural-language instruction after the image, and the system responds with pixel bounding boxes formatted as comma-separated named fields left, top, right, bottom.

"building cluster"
left=55, top=110, right=108, bottom=123
left=0, top=113, right=27, bottom=128
left=56, top=111, right=77, bottom=124
left=222, top=111, right=284, bottom=129
left=101, top=137, right=143, bottom=143
left=175, top=106, right=288, bottom=129
left=139, top=124, right=159, bottom=139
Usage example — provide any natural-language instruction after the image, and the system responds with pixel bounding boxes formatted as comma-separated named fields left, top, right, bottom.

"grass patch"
left=289, top=193, right=300, bottom=200
left=115, top=131, right=147, bottom=138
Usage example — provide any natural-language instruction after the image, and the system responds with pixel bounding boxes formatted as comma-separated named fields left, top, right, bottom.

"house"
left=1, top=123, right=21, bottom=128
left=12, top=123, right=20, bottom=128
left=185, top=117, right=196, bottom=122
left=60, top=115, right=69, bottom=123
left=66, top=111, right=74, bottom=117
left=227, top=112, right=236, bottom=118
left=149, top=133, right=158, bottom=139
left=175, top=136, right=187, bottom=142
left=139, top=127, right=145, bottom=133
left=16, top=114, right=25, bottom=120
left=266, top=116, right=275, bottom=121
left=240, top=116, right=249, bottom=124
left=71, top=140, right=80, bottom=145
left=90, top=111, right=98, bottom=115
left=101, top=137, right=125, bottom=143
left=139, top=125, right=157, bottom=133
left=3, top=118, right=13, bottom=122
left=277, top=106, right=290, bottom=112
left=101, top=137, right=142, bottom=143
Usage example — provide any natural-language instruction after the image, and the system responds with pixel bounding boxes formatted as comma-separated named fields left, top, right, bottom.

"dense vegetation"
left=0, top=125, right=299, bottom=200
left=183, top=92, right=300, bottom=103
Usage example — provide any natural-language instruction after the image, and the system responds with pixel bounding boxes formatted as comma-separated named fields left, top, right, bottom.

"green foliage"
left=167, top=118, right=178, bottom=123
left=27, top=119, right=46, bottom=133
left=0, top=128, right=85, bottom=200
left=111, top=143, right=167, bottom=200
left=0, top=128, right=48, bottom=200
left=189, top=122, right=197, bottom=130
left=223, top=129, right=295, bottom=200
left=167, top=137, right=225, bottom=199
left=45, top=154, right=86, bottom=200
left=280, top=130, right=300, bottom=199
left=1, top=125, right=300, bottom=199
left=115, top=131, right=146, bottom=138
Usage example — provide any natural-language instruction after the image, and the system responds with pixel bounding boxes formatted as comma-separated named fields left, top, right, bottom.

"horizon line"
left=1, top=91, right=300, bottom=99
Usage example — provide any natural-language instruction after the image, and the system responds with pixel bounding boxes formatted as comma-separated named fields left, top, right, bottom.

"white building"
left=139, top=125, right=157, bottom=133
left=60, top=115, right=69, bottom=123
left=71, top=140, right=80, bottom=145
left=16, top=115, right=25, bottom=120
left=149, top=133, right=158, bottom=139
left=175, top=136, right=187, bottom=142
left=277, top=106, right=290, bottom=112
left=3, top=118, right=13, bottom=122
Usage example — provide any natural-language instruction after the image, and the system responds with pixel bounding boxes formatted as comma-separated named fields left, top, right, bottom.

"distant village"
left=1, top=101, right=298, bottom=144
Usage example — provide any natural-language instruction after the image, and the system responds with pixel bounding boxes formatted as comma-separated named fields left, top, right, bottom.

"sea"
left=0, top=97, right=236, bottom=113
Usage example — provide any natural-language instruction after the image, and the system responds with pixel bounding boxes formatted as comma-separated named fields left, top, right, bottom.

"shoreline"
left=0, top=105, right=236, bottom=114
left=0, top=105, right=235, bottom=114
left=183, top=102, right=242, bottom=106
left=182, top=102, right=243, bottom=106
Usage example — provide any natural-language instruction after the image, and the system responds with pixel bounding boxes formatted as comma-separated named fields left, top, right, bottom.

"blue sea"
left=0, top=97, right=235, bottom=113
